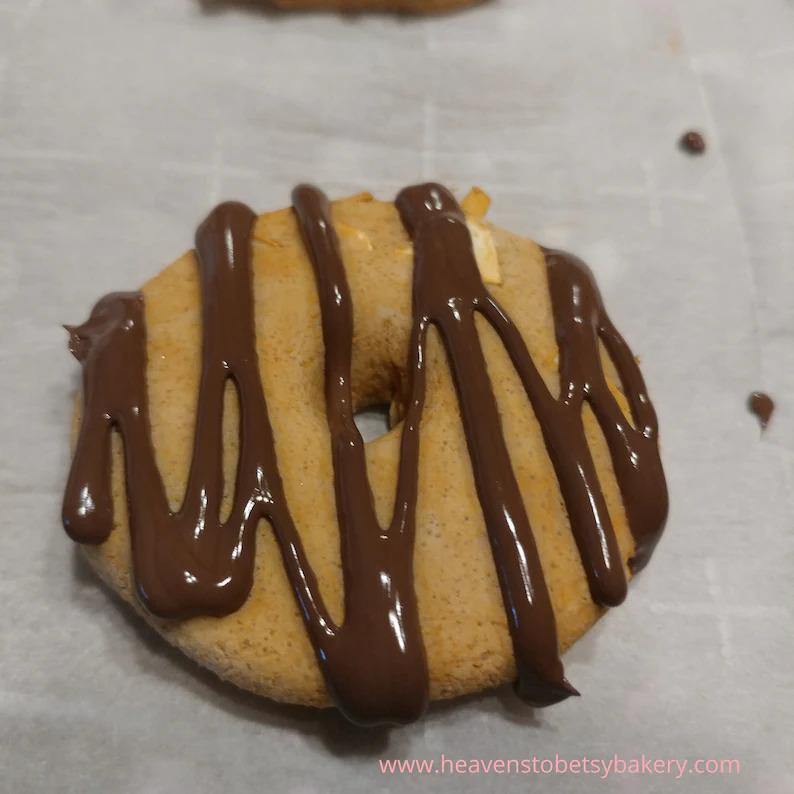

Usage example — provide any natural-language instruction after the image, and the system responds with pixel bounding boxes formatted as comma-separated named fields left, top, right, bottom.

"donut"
left=264, top=0, right=483, bottom=13
left=62, top=183, right=668, bottom=726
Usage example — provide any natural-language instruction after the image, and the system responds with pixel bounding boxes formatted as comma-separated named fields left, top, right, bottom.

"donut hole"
left=350, top=356, right=409, bottom=442
left=353, top=404, right=391, bottom=442
left=352, top=387, right=408, bottom=443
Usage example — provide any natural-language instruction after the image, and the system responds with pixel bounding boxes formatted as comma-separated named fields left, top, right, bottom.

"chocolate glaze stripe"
left=62, top=204, right=330, bottom=635
left=396, top=184, right=575, bottom=704
left=292, top=185, right=429, bottom=723
left=572, top=267, right=668, bottom=572
left=63, top=201, right=425, bottom=725
left=63, top=204, right=269, bottom=618
left=476, top=263, right=627, bottom=607
left=478, top=247, right=667, bottom=586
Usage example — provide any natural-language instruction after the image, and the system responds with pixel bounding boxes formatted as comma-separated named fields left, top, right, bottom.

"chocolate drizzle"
left=63, top=183, right=668, bottom=725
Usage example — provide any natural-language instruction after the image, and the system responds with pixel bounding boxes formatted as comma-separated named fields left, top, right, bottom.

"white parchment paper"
left=1, top=1, right=793, bottom=791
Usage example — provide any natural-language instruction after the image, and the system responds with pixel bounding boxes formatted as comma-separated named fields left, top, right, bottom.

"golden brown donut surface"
left=63, top=184, right=667, bottom=725
left=266, top=0, right=484, bottom=13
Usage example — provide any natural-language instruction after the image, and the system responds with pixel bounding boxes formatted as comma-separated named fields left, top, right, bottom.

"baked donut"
left=62, top=183, right=668, bottom=726
left=264, top=0, right=483, bottom=13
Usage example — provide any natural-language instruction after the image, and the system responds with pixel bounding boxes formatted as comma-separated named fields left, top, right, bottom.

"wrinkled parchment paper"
left=1, top=1, right=792, bottom=791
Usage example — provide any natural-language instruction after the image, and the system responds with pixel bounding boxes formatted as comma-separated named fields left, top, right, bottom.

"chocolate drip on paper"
left=748, top=391, right=774, bottom=430
left=63, top=183, right=667, bottom=724
left=679, top=130, right=706, bottom=155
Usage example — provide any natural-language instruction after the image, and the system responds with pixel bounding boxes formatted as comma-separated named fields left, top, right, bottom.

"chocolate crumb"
left=748, top=391, right=774, bottom=430
left=679, top=131, right=706, bottom=155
